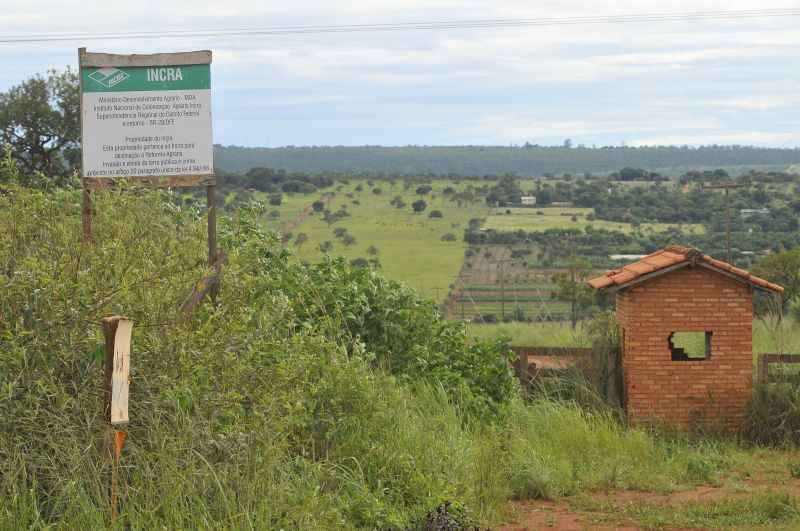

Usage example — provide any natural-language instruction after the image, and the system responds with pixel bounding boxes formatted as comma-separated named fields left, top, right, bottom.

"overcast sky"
left=2, top=0, right=799, bottom=148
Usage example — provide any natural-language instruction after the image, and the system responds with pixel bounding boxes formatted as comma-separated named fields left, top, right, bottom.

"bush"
left=0, top=185, right=515, bottom=528
left=268, top=193, right=283, bottom=206
left=429, top=210, right=443, bottom=219
left=743, top=383, right=800, bottom=445
left=441, top=233, right=456, bottom=242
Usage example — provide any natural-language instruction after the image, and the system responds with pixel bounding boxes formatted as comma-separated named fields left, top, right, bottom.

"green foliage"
left=0, top=185, right=515, bottom=528
left=0, top=69, right=79, bottom=181
left=743, top=383, right=800, bottom=446
left=486, top=175, right=522, bottom=207
left=0, top=184, right=768, bottom=528
left=412, top=199, right=428, bottom=213
left=621, top=491, right=800, bottom=529
left=752, top=249, right=800, bottom=314
left=551, top=257, right=595, bottom=329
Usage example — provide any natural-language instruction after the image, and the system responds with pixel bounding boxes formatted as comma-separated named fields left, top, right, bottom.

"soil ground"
left=498, top=466, right=800, bottom=530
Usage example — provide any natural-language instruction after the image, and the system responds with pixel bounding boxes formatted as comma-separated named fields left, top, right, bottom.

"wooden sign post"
left=102, top=316, right=133, bottom=522
left=78, top=49, right=218, bottom=283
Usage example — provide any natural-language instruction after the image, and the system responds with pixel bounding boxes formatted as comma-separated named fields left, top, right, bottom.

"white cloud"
left=0, top=0, right=799, bottom=146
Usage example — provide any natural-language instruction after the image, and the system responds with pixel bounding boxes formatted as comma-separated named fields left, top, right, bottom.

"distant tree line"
left=214, top=144, right=800, bottom=176
left=218, top=166, right=335, bottom=194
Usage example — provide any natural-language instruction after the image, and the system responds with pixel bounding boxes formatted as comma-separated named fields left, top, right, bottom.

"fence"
left=757, top=353, right=800, bottom=384
left=511, top=346, right=593, bottom=389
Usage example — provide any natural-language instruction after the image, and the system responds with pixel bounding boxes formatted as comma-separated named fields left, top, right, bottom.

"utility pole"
left=704, top=182, right=739, bottom=263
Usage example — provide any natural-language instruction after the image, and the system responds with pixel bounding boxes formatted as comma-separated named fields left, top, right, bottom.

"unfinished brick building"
left=588, top=245, right=783, bottom=429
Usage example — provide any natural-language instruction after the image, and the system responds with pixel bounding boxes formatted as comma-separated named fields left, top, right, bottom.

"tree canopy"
left=0, top=69, right=79, bottom=182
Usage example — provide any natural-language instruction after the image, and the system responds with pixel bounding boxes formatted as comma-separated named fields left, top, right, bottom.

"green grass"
left=619, top=491, right=800, bottom=529
left=253, top=191, right=319, bottom=230
left=288, top=181, right=489, bottom=301
left=469, top=318, right=800, bottom=353
left=483, top=207, right=704, bottom=234
left=467, top=321, right=592, bottom=346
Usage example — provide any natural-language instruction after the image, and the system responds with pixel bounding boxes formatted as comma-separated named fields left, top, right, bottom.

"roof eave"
left=602, top=262, right=691, bottom=293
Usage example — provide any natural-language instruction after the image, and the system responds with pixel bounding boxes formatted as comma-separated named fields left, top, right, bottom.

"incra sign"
left=80, top=50, right=213, bottom=181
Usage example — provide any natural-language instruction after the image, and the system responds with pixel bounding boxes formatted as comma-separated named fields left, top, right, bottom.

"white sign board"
left=80, top=50, right=213, bottom=181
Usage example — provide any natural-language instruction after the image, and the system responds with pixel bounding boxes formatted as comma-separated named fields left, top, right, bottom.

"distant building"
left=740, top=208, right=770, bottom=217
left=520, top=196, right=537, bottom=206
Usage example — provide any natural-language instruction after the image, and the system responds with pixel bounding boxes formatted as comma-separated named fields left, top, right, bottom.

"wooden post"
left=207, top=183, right=218, bottom=302
left=102, top=316, right=132, bottom=523
left=517, top=349, right=529, bottom=390
left=759, top=354, right=770, bottom=385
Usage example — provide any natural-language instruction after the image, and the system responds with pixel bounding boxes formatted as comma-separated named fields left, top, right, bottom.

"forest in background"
left=214, top=144, right=800, bottom=176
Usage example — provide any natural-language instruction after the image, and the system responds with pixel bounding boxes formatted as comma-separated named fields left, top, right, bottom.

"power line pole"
left=704, top=182, right=739, bottom=263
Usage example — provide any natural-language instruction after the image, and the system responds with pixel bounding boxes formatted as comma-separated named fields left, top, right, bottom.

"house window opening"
left=669, top=331, right=712, bottom=361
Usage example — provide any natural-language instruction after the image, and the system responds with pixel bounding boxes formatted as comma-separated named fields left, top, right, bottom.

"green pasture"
left=285, top=180, right=489, bottom=301
left=483, top=207, right=704, bottom=235
left=467, top=318, right=800, bottom=357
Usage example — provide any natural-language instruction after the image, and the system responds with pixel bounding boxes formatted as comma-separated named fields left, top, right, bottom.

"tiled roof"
left=587, top=245, right=783, bottom=293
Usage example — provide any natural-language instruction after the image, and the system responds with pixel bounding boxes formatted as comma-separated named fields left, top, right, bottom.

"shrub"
left=743, top=383, right=800, bottom=445
left=268, top=193, right=283, bottom=206
left=441, top=233, right=456, bottom=242
left=429, top=210, right=443, bottom=219
left=0, top=186, right=515, bottom=528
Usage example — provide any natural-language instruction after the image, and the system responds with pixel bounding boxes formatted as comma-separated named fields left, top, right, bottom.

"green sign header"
left=81, top=64, right=210, bottom=93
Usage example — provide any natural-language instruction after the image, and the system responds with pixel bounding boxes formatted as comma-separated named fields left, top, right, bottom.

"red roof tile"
left=587, top=245, right=783, bottom=293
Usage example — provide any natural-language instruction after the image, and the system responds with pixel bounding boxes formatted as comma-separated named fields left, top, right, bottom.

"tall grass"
left=0, top=185, right=754, bottom=528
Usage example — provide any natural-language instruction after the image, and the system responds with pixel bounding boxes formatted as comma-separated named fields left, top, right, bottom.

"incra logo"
left=88, top=68, right=129, bottom=88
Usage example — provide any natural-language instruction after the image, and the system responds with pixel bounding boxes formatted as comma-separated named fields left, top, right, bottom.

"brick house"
left=588, top=245, right=783, bottom=429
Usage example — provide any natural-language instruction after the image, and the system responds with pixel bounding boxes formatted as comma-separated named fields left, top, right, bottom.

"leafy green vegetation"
left=4, top=183, right=789, bottom=529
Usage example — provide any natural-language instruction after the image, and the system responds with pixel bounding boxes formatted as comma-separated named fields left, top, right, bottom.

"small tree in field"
left=294, top=233, right=308, bottom=249
left=429, top=210, right=443, bottom=219
left=367, top=245, right=379, bottom=256
left=318, top=240, right=333, bottom=253
left=342, top=233, right=357, bottom=247
left=551, top=257, right=594, bottom=329
left=412, top=199, right=427, bottom=214
left=312, top=200, right=325, bottom=212
left=269, top=193, right=283, bottom=206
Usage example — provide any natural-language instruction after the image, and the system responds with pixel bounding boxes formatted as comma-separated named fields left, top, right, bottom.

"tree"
left=412, top=199, right=427, bottom=213
left=342, top=233, right=357, bottom=246
left=0, top=69, right=80, bottom=182
left=752, top=249, right=800, bottom=315
left=416, top=185, right=432, bottom=195
left=428, top=210, right=443, bottom=218
left=551, top=257, right=594, bottom=329
left=269, top=193, right=283, bottom=206
left=312, top=200, right=325, bottom=212
left=294, top=233, right=308, bottom=249
left=318, top=240, right=333, bottom=253
left=366, top=245, right=379, bottom=256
